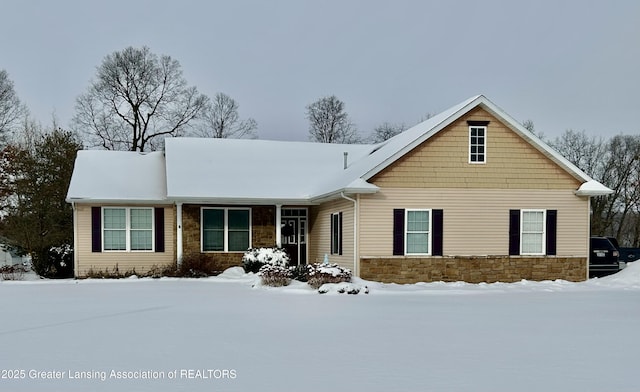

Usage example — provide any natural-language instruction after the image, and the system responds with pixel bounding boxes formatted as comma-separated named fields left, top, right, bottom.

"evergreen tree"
left=0, top=128, right=82, bottom=277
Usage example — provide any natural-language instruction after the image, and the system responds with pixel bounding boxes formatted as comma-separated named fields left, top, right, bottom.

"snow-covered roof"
left=67, top=95, right=612, bottom=204
left=164, top=138, right=375, bottom=204
left=66, top=150, right=168, bottom=203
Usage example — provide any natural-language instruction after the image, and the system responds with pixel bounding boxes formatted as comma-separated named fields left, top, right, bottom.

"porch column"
left=275, top=204, right=282, bottom=247
left=176, top=202, right=183, bottom=266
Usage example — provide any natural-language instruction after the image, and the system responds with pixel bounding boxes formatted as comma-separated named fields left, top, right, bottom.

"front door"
left=281, top=209, right=307, bottom=266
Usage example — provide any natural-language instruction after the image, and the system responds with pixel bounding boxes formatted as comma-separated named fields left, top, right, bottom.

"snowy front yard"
left=1, top=265, right=640, bottom=392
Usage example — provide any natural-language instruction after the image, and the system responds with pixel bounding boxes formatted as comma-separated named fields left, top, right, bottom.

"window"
left=393, top=209, right=443, bottom=256
left=102, top=207, right=153, bottom=251
left=202, top=208, right=251, bottom=252
left=405, top=209, right=431, bottom=255
left=331, top=212, right=342, bottom=255
left=469, top=126, right=486, bottom=163
left=509, top=209, right=557, bottom=256
left=521, top=210, right=545, bottom=255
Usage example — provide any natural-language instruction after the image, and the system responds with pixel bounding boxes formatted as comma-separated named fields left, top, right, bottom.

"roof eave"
left=66, top=197, right=172, bottom=205
left=310, top=184, right=380, bottom=203
left=168, top=196, right=318, bottom=206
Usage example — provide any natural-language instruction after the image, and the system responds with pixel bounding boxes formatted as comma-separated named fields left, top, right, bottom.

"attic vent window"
left=468, top=124, right=487, bottom=164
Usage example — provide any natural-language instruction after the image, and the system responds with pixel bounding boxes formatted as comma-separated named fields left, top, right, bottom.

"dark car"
left=619, top=247, right=640, bottom=264
left=589, top=236, right=620, bottom=278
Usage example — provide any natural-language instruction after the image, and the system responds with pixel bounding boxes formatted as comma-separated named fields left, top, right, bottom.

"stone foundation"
left=360, top=256, right=587, bottom=284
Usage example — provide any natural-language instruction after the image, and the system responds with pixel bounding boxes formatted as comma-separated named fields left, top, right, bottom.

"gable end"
left=370, top=107, right=582, bottom=190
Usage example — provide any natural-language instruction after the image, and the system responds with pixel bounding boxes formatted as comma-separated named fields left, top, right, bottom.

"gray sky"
left=1, top=0, right=639, bottom=142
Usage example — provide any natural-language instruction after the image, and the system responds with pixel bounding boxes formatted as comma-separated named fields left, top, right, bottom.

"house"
left=66, top=95, right=612, bottom=283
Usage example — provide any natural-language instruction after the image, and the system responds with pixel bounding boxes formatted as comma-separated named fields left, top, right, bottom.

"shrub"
left=318, top=282, right=369, bottom=295
left=30, top=244, right=74, bottom=278
left=258, top=264, right=292, bottom=287
left=47, top=244, right=74, bottom=278
left=242, top=247, right=290, bottom=273
left=0, top=264, right=27, bottom=281
left=306, top=263, right=352, bottom=289
left=290, top=264, right=308, bottom=282
left=84, top=264, right=139, bottom=279
left=147, top=264, right=175, bottom=278
left=176, top=253, right=224, bottom=278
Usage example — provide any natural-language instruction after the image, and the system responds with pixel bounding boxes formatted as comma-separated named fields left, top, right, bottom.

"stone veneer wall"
left=360, top=256, right=587, bottom=284
left=182, top=205, right=275, bottom=270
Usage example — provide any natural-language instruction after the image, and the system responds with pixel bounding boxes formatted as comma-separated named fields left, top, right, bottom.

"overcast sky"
left=1, top=0, right=639, bottom=142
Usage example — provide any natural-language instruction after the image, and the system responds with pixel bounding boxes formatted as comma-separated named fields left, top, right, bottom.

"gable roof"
left=312, top=95, right=612, bottom=199
left=66, top=95, right=612, bottom=205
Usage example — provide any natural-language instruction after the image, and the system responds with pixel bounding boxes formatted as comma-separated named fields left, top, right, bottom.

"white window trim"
left=520, top=209, right=546, bottom=256
left=469, top=126, right=487, bottom=164
left=201, top=207, right=252, bottom=252
left=405, top=209, right=432, bottom=256
left=330, top=212, right=342, bottom=255
left=102, top=207, right=154, bottom=252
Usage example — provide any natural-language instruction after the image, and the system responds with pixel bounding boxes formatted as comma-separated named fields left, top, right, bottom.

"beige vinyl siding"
left=74, top=204, right=175, bottom=276
left=359, top=188, right=589, bottom=257
left=371, top=107, right=582, bottom=190
left=309, top=198, right=355, bottom=271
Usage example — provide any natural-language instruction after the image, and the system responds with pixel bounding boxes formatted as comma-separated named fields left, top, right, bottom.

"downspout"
left=340, top=192, right=358, bottom=277
left=72, top=202, right=79, bottom=278
left=586, top=197, right=591, bottom=281
left=176, top=202, right=183, bottom=266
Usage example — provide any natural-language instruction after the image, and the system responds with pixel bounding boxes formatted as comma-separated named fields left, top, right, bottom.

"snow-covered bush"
left=318, top=282, right=369, bottom=295
left=46, top=244, right=74, bottom=278
left=258, top=264, right=292, bottom=287
left=242, top=247, right=290, bottom=273
left=306, top=263, right=352, bottom=289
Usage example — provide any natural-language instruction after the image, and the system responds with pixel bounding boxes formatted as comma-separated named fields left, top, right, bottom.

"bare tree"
left=371, top=122, right=405, bottom=143
left=599, top=135, right=640, bottom=243
left=73, top=46, right=208, bottom=152
left=0, top=70, right=28, bottom=144
left=550, top=129, right=640, bottom=245
left=549, top=129, right=605, bottom=177
left=306, top=95, right=360, bottom=143
left=195, top=92, right=257, bottom=139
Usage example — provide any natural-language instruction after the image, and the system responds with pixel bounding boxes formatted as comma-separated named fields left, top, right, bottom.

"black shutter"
left=432, top=209, right=444, bottom=256
left=546, top=210, right=557, bottom=256
left=338, top=212, right=343, bottom=256
left=155, top=207, right=165, bottom=253
left=393, top=209, right=405, bottom=256
left=91, top=207, right=102, bottom=252
left=509, top=209, right=520, bottom=256
left=330, top=213, right=334, bottom=254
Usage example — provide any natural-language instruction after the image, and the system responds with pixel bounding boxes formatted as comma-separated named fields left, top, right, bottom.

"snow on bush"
left=242, top=247, right=290, bottom=273
left=318, top=282, right=369, bottom=295
left=46, top=244, right=74, bottom=278
left=306, top=263, right=352, bottom=289
left=258, top=264, right=293, bottom=287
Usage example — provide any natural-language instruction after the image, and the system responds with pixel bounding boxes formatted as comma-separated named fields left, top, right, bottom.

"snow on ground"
left=1, top=264, right=640, bottom=392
